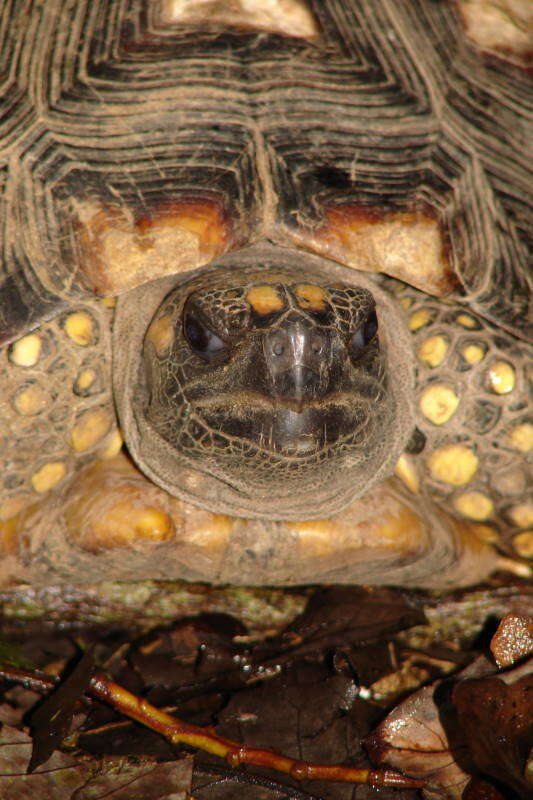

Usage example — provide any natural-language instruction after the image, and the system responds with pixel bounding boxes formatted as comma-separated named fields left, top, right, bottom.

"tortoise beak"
left=263, top=318, right=332, bottom=410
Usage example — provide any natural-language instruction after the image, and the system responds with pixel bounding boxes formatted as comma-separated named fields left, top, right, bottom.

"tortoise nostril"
left=272, top=342, right=284, bottom=356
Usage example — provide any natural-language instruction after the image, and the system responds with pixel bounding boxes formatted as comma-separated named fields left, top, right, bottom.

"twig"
left=89, top=670, right=424, bottom=788
left=0, top=663, right=424, bottom=788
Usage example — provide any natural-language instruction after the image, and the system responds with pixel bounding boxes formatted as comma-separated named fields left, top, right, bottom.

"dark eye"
left=183, top=307, right=229, bottom=363
left=349, top=309, right=378, bottom=360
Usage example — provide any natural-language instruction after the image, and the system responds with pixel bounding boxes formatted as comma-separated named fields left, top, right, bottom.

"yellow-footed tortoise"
left=0, top=0, right=531, bottom=590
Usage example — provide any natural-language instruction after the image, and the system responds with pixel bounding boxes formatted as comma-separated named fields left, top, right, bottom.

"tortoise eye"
left=183, top=307, right=229, bottom=363
left=349, top=309, right=378, bottom=360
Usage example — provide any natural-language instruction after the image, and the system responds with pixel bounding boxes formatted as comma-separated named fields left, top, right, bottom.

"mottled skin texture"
left=0, top=0, right=531, bottom=587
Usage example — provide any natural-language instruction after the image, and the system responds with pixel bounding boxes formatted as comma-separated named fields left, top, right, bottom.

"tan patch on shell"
left=31, top=462, right=67, bottom=493
left=9, top=334, right=42, bottom=367
left=294, top=204, right=453, bottom=296
left=73, top=198, right=230, bottom=295
left=294, top=283, right=327, bottom=312
left=419, top=384, right=459, bottom=425
left=147, top=315, right=174, bottom=356
left=457, top=0, right=533, bottom=68
left=394, top=455, right=419, bottom=493
left=63, top=311, right=96, bottom=346
left=453, top=490, right=494, bottom=521
left=13, top=384, right=48, bottom=416
left=428, top=444, right=479, bottom=486
left=486, top=360, right=515, bottom=394
left=71, top=408, right=113, bottom=452
left=156, top=0, right=320, bottom=39
left=417, top=335, right=449, bottom=367
left=246, top=285, right=285, bottom=315
left=509, top=423, right=533, bottom=453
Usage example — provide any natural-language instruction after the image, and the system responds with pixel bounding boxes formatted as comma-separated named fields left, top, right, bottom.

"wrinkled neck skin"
left=113, top=243, right=415, bottom=521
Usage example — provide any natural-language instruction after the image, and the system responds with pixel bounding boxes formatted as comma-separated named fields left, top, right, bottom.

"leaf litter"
left=0, top=582, right=531, bottom=799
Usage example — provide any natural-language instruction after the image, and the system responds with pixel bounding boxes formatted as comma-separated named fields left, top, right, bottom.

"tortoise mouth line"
left=187, top=388, right=378, bottom=413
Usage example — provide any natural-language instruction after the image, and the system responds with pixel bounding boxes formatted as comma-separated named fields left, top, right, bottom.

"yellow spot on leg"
left=417, top=335, right=448, bottom=367
left=419, top=384, right=459, bottom=425
left=146, top=315, right=174, bottom=356
left=394, top=454, right=419, bottom=493
left=13, top=384, right=48, bottom=415
left=64, top=311, right=96, bottom=346
left=509, top=423, right=533, bottom=453
left=9, top=334, right=42, bottom=367
left=513, top=531, right=533, bottom=558
left=453, top=491, right=494, bottom=521
left=294, top=284, right=327, bottom=312
left=456, top=313, right=478, bottom=329
left=509, top=503, right=533, bottom=529
left=486, top=360, right=515, bottom=394
left=462, top=343, right=486, bottom=364
left=75, top=369, right=96, bottom=392
left=409, top=308, right=433, bottom=331
left=71, top=408, right=113, bottom=452
left=428, top=444, right=478, bottom=486
left=31, top=462, right=66, bottom=493
left=246, top=285, right=284, bottom=315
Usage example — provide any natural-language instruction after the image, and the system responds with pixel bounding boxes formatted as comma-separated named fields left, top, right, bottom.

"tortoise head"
left=113, top=245, right=415, bottom=520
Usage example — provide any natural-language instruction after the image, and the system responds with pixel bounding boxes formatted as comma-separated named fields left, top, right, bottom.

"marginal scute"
left=8, top=334, right=42, bottom=367
left=428, top=444, right=479, bottom=486
left=419, top=384, right=459, bottom=425
left=486, top=360, right=516, bottom=394
left=417, top=334, right=449, bottom=367
left=31, top=462, right=67, bottom=493
left=453, top=490, right=494, bottom=521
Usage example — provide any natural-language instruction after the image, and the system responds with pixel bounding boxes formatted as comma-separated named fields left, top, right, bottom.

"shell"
left=0, top=0, right=531, bottom=344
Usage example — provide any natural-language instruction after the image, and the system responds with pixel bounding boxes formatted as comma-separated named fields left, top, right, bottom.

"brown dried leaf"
left=453, top=664, right=533, bottom=798
left=28, top=646, right=95, bottom=772
left=490, top=613, right=533, bottom=668
left=0, top=724, right=192, bottom=799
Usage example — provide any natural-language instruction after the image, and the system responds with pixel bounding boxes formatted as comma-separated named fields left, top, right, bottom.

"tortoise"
left=0, top=0, right=531, bottom=591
